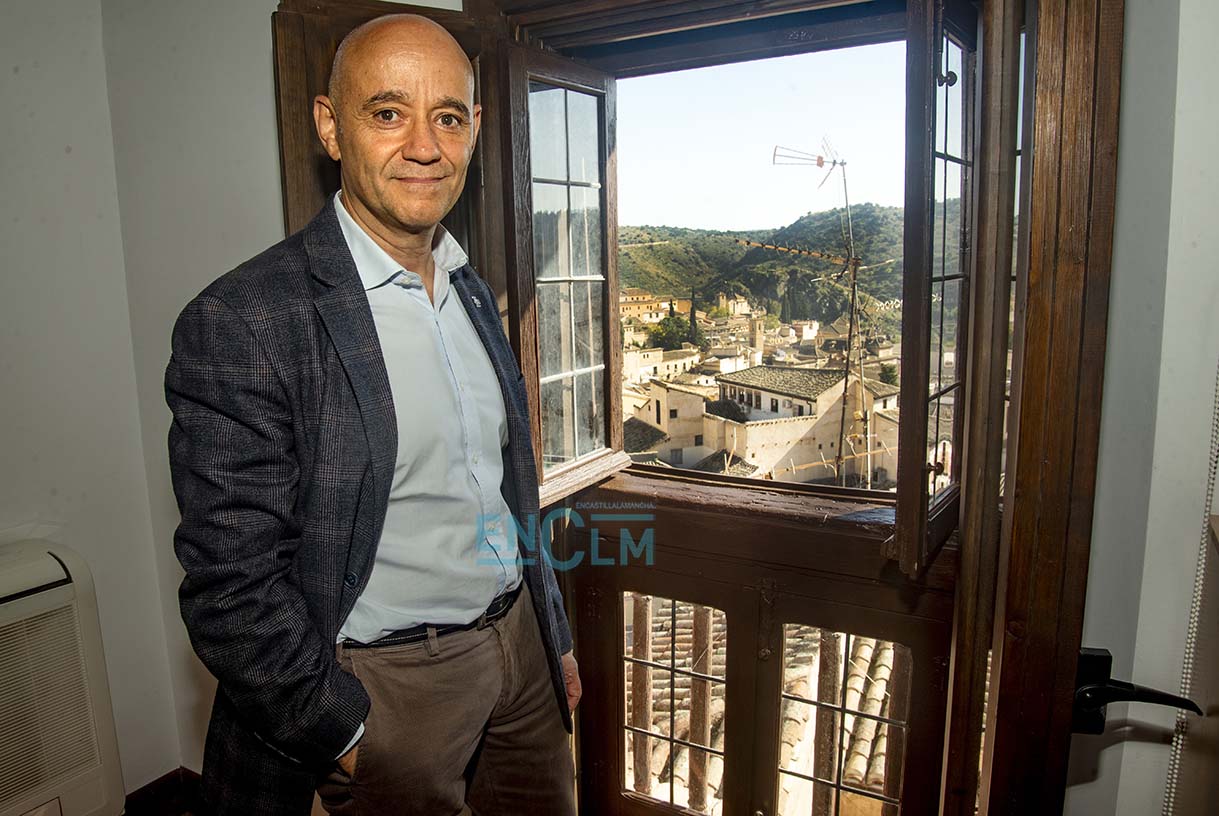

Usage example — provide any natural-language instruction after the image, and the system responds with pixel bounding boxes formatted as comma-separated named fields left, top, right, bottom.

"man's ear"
left=313, top=95, right=342, bottom=162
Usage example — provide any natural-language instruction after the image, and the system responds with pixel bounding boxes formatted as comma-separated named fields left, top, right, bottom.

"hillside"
left=619, top=200, right=962, bottom=334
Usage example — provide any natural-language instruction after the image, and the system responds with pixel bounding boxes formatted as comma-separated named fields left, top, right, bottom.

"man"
left=165, top=14, right=580, bottom=816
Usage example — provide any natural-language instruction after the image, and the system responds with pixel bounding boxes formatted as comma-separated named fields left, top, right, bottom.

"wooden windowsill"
left=539, top=448, right=633, bottom=509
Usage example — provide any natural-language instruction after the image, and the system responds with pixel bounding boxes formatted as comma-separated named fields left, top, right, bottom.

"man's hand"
left=337, top=743, right=359, bottom=777
left=561, top=651, right=582, bottom=713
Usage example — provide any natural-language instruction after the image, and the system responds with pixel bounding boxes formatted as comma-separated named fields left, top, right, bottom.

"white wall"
left=0, top=0, right=180, bottom=792
left=1067, top=0, right=1219, bottom=812
left=98, top=0, right=461, bottom=776
left=100, top=0, right=287, bottom=774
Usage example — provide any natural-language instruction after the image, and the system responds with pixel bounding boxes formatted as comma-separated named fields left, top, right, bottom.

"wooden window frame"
left=269, top=0, right=1128, bottom=812
left=269, top=0, right=982, bottom=572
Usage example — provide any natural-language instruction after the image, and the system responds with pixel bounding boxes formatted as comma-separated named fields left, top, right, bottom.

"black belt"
left=342, top=582, right=523, bottom=650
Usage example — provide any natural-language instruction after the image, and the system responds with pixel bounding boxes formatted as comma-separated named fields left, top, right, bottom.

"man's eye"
left=375, top=110, right=398, bottom=122
left=438, top=113, right=463, bottom=127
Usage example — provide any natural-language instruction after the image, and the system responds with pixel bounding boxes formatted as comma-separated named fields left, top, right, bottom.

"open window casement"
left=889, top=0, right=978, bottom=577
left=503, top=44, right=632, bottom=506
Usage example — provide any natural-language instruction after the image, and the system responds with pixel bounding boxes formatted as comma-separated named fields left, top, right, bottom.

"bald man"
left=165, top=14, right=579, bottom=816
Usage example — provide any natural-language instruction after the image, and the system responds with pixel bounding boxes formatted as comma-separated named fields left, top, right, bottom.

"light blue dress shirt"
left=334, top=191, right=522, bottom=640
left=331, top=191, right=522, bottom=757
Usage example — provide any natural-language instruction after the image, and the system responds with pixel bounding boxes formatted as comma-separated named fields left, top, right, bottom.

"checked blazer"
left=164, top=198, right=574, bottom=816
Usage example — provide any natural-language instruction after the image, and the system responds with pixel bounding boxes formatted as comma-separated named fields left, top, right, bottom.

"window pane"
left=929, top=278, right=961, bottom=395
left=573, top=280, right=603, bottom=372
left=777, top=771, right=821, bottom=816
left=528, top=83, right=567, bottom=181
left=570, top=185, right=603, bottom=279
left=566, top=89, right=600, bottom=184
left=779, top=696, right=840, bottom=782
left=538, top=281, right=571, bottom=379
left=623, top=592, right=728, bottom=814
left=532, top=182, right=569, bottom=280
left=779, top=624, right=912, bottom=813
left=840, top=789, right=900, bottom=816
left=540, top=375, right=574, bottom=471
left=944, top=39, right=964, bottom=159
left=575, top=367, right=605, bottom=457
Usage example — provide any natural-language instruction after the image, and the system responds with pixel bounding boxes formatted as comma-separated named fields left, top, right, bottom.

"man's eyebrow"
left=361, top=89, right=410, bottom=110
left=359, top=90, right=471, bottom=119
left=435, top=96, right=472, bottom=119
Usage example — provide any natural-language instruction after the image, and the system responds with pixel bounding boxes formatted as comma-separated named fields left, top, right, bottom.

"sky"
left=616, top=41, right=907, bottom=232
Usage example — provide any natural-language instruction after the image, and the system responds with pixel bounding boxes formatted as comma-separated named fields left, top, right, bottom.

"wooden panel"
left=517, top=0, right=871, bottom=49
left=979, top=0, right=1126, bottom=811
left=941, top=0, right=1022, bottom=812
left=562, top=0, right=904, bottom=78
left=891, top=0, right=935, bottom=577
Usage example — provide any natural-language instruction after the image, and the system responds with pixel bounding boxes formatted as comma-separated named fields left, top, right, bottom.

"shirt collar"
left=333, top=190, right=469, bottom=295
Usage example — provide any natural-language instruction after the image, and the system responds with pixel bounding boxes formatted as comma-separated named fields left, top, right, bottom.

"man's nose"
left=400, top=116, right=442, bottom=163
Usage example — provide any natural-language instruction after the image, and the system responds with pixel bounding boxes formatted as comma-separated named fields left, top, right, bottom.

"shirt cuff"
left=335, top=721, right=365, bottom=760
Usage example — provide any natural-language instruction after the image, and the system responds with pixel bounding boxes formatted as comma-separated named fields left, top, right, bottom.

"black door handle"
left=1073, top=648, right=1203, bottom=734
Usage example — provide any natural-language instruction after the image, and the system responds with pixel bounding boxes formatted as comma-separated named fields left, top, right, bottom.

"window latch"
left=1072, top=647, right=1202, bottom=734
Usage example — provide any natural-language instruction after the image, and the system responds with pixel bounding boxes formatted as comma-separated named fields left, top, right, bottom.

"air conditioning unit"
left=0, top=540, right=124, bottom=816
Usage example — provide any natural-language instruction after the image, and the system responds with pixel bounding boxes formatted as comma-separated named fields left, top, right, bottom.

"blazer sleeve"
left=165, top=293, right=369, bottom=768
left=471, top=273, right=574, bottom=656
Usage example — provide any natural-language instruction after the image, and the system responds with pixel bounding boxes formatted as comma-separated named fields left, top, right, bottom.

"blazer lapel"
left=302, top=201, right=397, bottom=549
left=450, top=267, right=539, bottom=525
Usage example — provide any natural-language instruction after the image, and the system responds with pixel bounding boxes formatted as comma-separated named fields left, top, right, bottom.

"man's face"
left=315, top=26, right=481, bottom=236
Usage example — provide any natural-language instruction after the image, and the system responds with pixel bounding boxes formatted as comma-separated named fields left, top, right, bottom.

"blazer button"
left=344, top=572, right=359, bottom=589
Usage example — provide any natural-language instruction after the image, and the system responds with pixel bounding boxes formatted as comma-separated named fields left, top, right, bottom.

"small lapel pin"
left=471, top=295, right=482, bottom=307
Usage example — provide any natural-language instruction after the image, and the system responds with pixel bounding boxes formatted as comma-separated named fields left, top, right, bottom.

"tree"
left=879, top=363, right=899, bottom=385
left=647, top=315, right=702, bottom=351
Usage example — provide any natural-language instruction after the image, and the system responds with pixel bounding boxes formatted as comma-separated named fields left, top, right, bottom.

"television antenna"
left=749, top=138, right=883, bottom=487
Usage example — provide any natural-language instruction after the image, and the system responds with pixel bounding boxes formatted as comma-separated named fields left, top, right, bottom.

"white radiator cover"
left=0, top=540, right=123, bottom=816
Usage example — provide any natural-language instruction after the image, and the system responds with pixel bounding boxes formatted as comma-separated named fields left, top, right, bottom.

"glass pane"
left=569, top=185, right=603, bottom=279
left=528, top=83, right=567, bottom=181
left=625, top=661, right=675, bottom=737
left=779, top=697, right=840, bottom=783
left=575, top=367, right=605, bottom=456
left=777, top=771, right=819, bottom=816
left=573, top=280, right=603, bottom=372
left=778, top=625, right=913, bottom=813
left=927, top=398, right=952, bottom=500
left=944, top=39, right=964, bottom=159
left=930, top=278, right=962, bottom=394
left=840, top=789, right=900, bottom=816
left=934, top=158, right=963, bottom=283
left=537, top=281, right=571, bottom=379
left=540, top=375, right=574, bottom=471
left=842, top=719, right=906, bottom=800
left=532, top=182, right=569, bottom=279
left=672, top=746, right=724, bottom=814
left=782, top=624, right=847, bottom=706
left=623, top=592, right=729, bottom=812
left=566, top=89, right=601, bottom=185
left=624, top=728, right=654, bottom=795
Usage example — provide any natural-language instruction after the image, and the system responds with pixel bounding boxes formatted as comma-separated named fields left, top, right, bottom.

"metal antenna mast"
left=768, top=141, right=870, bottom=486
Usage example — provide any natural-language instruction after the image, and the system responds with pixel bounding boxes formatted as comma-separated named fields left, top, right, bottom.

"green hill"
left=618, top=200, right=962, bottom=336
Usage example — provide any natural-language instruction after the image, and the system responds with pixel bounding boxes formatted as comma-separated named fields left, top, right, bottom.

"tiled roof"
left=624, top=417, right=670, bottom=453
left=692, top=449, right=758, bottom=477
left=705, top=399, right=748, bottom=423
left=863, top=378, right=901, bottom=399
left=715, top=366, right=846, bottom=402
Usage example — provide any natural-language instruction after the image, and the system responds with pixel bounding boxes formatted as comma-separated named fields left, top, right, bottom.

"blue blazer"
left=165, top=198, right=573, bottom=815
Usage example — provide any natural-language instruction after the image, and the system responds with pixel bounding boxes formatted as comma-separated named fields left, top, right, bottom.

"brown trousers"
left=316, top=582, right=577, bottom=815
